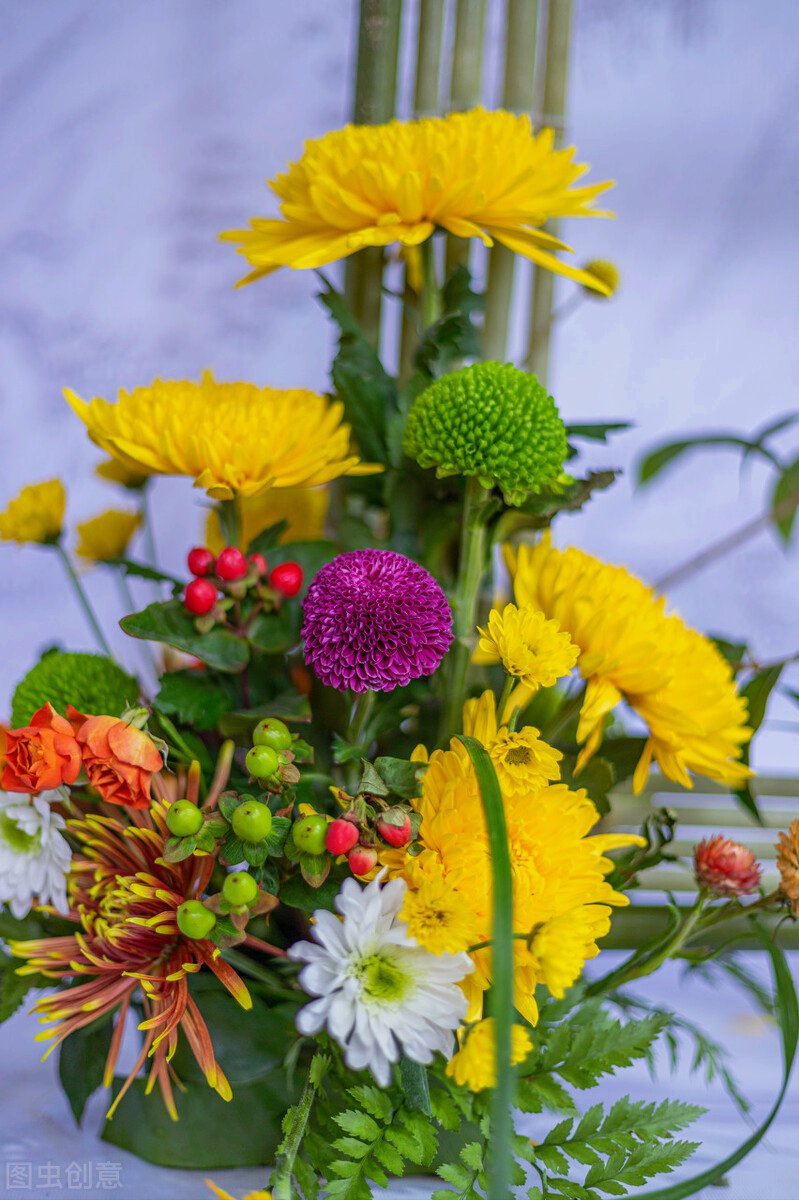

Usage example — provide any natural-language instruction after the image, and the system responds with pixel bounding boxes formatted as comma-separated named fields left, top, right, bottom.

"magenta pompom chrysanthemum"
left=301, top=550, right=453, bottom=693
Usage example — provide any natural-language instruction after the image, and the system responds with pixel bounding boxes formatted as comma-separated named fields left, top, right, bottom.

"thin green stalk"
left=216, top=497, right=241, bottom=548
left=482, top=0, right=540, bottom=362
left=497, top=674, right=515, bottom=725
left=349, top=689, right=376, bottom=750
left=440, top=477, right=489, bottom=740
left=344, top=0, right=403, bottom=346
left=446, top=0, right=487, bottom=280
left=586, top=893, right=708, bottom=997
left=414, top=0, right=446, bottom=116
left=272, top=1054, right=329, bottom=1200
left=539, top=683, right=585, bottom=742
left=420, top=235, right=441, bottom=329
left=115, top=570, right=158, bottom=675
left=138, top=485, right=163, bottom=601
left=456, top=735, right=514, bottom=1200
left=525, top=0, right=573, bottom=384
left=54, top=544, right=114, bottom=659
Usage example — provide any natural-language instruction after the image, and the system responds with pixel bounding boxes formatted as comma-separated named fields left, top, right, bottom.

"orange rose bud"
left=1, top=702, right=82, bottom=793
left=70, top=710, right=163, bottom=809
left=694, top=835, right=762, bottom=898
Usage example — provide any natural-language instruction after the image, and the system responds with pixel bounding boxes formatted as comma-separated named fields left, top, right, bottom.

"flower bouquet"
left=1, top=7, right=798, bottom=1200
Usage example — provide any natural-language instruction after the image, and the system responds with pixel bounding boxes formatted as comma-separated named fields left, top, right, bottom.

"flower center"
left=355, top=952, right=413, bottom=1004
left=0, top=813, right=40, bottom=855
left=504, top=746, right=532, bottom=766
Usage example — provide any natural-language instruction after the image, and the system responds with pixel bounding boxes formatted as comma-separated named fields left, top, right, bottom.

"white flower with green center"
left=288, top=872, right=473, bottom=1086
left=0, top=790, right=71, bottom=919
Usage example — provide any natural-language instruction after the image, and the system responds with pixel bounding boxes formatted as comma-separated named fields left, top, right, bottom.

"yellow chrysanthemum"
left=400, top=859, right=479, bottom=955
left=0, top=480, right=65, bottom=546
left=205, top=486, right=329, bottom=554
left=382, top=735, right=643, bottom=1024
left=206, top=1183, right=271, bottom=1200
left=446, top=1018, right=533, bottom=1092
left=65, top=371, right=381, bottom=501
left=531, top=906, right=613, bottom=999
left=75, top=509, right=141, bottom=563
left=475, top=602, right=579, bottom=691
left=776, top=819, right=799, bottom=915
left=462, top=689, right=562, bottom=796
left=506, top=536, right=753, bottom=795
left=95, top=456, right=149, bottom=490
left=220, top=108, right=613, bottom=292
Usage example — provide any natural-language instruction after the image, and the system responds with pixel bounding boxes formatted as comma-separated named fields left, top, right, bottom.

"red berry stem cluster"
left=326, top=790, right=414, bottom=878
left=183, top=544, right=304, bottom=633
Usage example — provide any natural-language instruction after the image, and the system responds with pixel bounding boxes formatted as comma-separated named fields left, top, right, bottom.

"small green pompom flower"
left=402, top=362, right=569, bottom=505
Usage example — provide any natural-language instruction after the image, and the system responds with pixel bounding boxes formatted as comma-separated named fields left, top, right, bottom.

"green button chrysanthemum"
left=402, top=362, right=569, bottom=506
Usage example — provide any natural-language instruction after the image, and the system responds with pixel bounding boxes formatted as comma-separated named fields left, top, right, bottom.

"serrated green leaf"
left=120, top=601, right=249, bottom=673
left=430, top=1088, right=461, bottom=1131
left=292, top=1154, right=319, bottom=1200
left=333, top=1110, right=380, bottom=1140
left=11, top=651, right=139, bottom=727
left=459, top=1141, right=483, bottom=1171
left=155, top=670, right=234, bottom=730
left=347, top=1084, right=392, bottom=1120
left=372, top=1139, right=405, bottom=1174
left=436, top=1162, right=473, bottom=1189
left=332, top=1137, right=372, bottom=1160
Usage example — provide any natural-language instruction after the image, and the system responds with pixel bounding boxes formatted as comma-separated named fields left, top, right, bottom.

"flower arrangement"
left=1, top=13, right=797, bottom=1200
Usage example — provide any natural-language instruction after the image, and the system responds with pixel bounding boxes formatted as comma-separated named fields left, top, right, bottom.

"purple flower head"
left=301, top=549, right=453, bottom=693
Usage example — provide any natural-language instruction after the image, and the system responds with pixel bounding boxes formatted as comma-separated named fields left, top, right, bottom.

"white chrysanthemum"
left=288, top=872, right=473, bottom=1086
left=0, top=790, right=71, bottom=919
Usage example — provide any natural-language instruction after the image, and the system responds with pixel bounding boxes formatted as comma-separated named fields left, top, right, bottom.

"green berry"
left=293, top=813, right=329, bottom=856
left=166, top=799, right=204, bottom=838
left=232, top=799, right=273, bottom=843
left=222, top=871, right=259, bottom=906
left=252, top=717, right=292, bottom=752
left=245, top=744, right=280, bottom=779
left=403, top=361, right=570, bottom=506
left=176, top=900, right=216, bottom=940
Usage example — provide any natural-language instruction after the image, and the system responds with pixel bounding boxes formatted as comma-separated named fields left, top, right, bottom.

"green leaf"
left=357, top=760, right=390, bottom=798
left=112, top=558, right=184, bottom=588
left=560, top=755, right=615, bottom=816
left=334, top=1110, right=381, bottom=1141
left=11, top=651, right=139, bottom=727
left=731, top=665, right=782, bottom=825
left=246, top=521, right=291, bottom=556
left=58, top=1017, right=114, bottom=1124
left=247, top=609, right=297, bottom=655
left=565, top=422, right=632, bottom=453
left=495, top=473, right=619, bottom=540
left=771, top=455, right=799, bottom=543
left=347, top=1085, right=392, bottom=1121
left=120, top=601, right=249, bottom=673
left=637, top=435, right=763, bottom=487
left=155, top=670, right=234, bottom=730
left=280, top=872, right=345, bottom=913
left=373, top=756, right=426, bottom=799
left=0, top=953, right=43, bottom=1023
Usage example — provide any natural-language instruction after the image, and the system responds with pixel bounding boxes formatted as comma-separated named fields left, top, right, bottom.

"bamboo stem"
left=482, top=0, right=540, bottom=363
left=414, top=0, right=446, bottom=116
left=445, top=0, right=487, bottom=281
left=344, top=0, right=403, bottom=346
left=525, top=0, right=573, bottom=384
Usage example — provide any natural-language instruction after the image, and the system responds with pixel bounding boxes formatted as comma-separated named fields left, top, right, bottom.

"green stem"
left=456, top=735, right=514, bottom=1200
left=482, top=0, right=540, bottom=362
left=115, top=570, right=158, bottom=675
left=349, top=689, right=376, bottom=750
left=525, top=0, right=573, bottom=385
left=216, top=497, right=241, bottom=548
left=271, top=1055, right=328, bottom=1200
left=420, top=235, right=441, bottom=330
left=55, top=544, right=115, bottom=659
left=539, top=682, right=585, bottom=742
left=586, top=893, right=708, bottom=997
left=440, top=477, right=489, bottom=741
left=497, top=674, right=515, bottom=725
left=445, top=0, right=487, bottom=280
left=413, top=0, right=445, bottom=116
left=399, top=1055, right=432, bottom=1115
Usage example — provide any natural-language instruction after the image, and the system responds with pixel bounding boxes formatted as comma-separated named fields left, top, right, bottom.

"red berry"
left=216, top=546, right=248, bottom=581
left=376, top=811, right=412, bottom=848
left=348, top=845, right=378, bottom=876
left=184, top=577, right=218, bottom=615
left=187, top=546, right=215, bottom=577
left=248, top=552, right=268, bottom=577
left=270, top=561, right=303, bottom=597
left=326, top=819, right=360, bottom=856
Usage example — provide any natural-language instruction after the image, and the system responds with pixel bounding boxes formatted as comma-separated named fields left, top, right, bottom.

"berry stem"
left=439, top=476, right=489, bottom=741
left=205, top=739, right=236, bottom=811
left=54, top=543, right=115, bottom=661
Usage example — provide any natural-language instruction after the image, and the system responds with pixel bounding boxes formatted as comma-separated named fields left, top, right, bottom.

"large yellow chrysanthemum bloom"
left=384, top=721, right=642, bottom=1025
left=65, top=372, right=381, bottom=500
left=220, top=108, right=613, bottom=292
left=475, top=602, right=579, bottom=691
left=0, top=480, right=65, bottom=545
left=205, top=486, right=329, bottom=553
left=75, top=509, right=141, bottom=563
left=446, top=1018, right=533, bottom=1092
left=505, top=537, right=753, bottom=794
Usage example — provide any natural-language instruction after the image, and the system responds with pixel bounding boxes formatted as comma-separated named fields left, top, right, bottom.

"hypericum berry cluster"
left=325, top=793, right=414, bottom=879
left=183, top=544, right=304, bottom=626
left=244, top=717, right=299, bottom=790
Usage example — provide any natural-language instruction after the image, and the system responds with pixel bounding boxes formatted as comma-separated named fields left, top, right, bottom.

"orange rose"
left=1, top=703, right=82, bottom=793
left=68, top=709, right=163, bottom=809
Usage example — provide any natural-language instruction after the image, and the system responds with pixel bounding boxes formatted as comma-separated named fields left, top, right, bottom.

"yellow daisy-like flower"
left=463, top=689, right=562, bottom=796
left=506, top=536, right=753, bottom=795
left=400, top=859, right=479, bottom=955
left=446, top=1018, right=533, bottom=1092
left=220, top=108, right=613, bottom=292
left=206, top=1183, right=271, bottom=1200
left=0, top=480, right=65, bottom=546
left=205, top=486, right=329, bottom=554
left=382, top=735, right=643, bottom=1024
left=65, top=371, right=381, bottom=501
left=476, top=602, right=579, bottom=692
left=75, top=509, right=141, bottom=563
left=531, top=906, right=614, bottom=999
left=776, top=819, right=799, bottom=915
left=95, top=456, right=149, bottom=490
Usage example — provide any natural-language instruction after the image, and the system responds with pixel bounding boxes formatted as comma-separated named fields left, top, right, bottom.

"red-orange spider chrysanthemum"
left=9, top=802, right=252, bottom=1120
